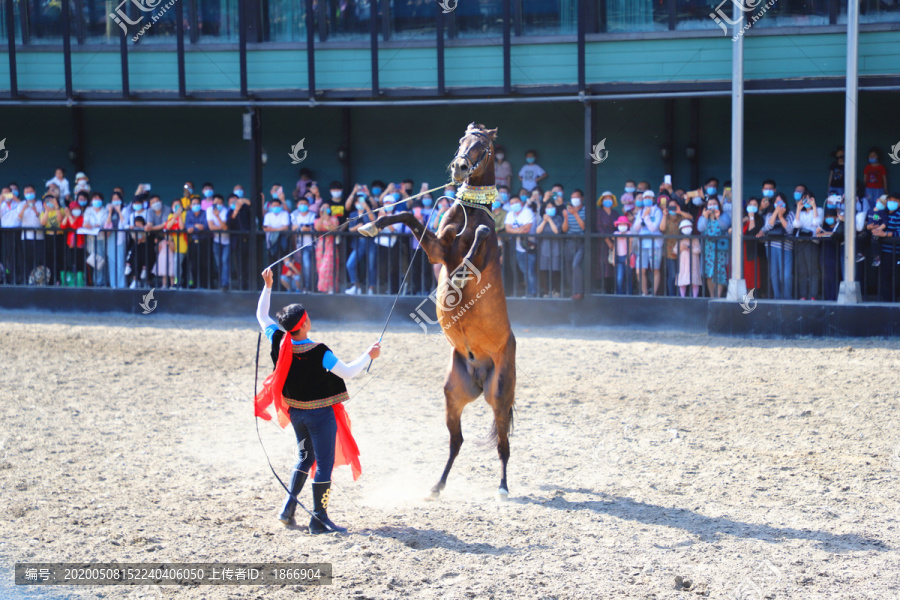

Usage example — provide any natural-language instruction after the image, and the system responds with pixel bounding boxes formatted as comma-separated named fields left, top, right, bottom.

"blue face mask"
left=525, top=157, right=536, bottom=164
left=706, top=187, right=717, bottom=196
left=203, top=189, right=214, bottom=198
left=229, top=202, right=236, bottom=210
left=643, top=200, right=654, bottom=208
left=802, top=202, right=810, bottom=209
left=499, top=192, right=509, bottom=202
left=91, top=199, right=103, bottom=208
left=511, top=203, right=522, bottom=213
left=78, top=199, right=88, bottom=207
left=775, top=201, right=785, bottom=208
left=869, top=157, right=878, bottom=164
left=876, top=201, right=886, bottom=210
left=668, top=208, right=678, bottom=215
left=624, top=186, right=635, bottom=193
left=794, top=191, right=803, bottom=201
left=825, top=217, right=836, bottom=225
left=323, top=207, right=332, bottom=215
left=492, top=201, right=501, bottom=210
left=24, top=192, right=36, bottom=201
left=692, top=197, right=702, bottom=206
left=763, top=189, right=775, bottom=198
left=234, top=189, right=243, bottom=198
left=271, top=206, right=282, bottom=214
left=423, top=197, right=434, bottom=207
left=747, top=205, right=758, bottom=214
left=602, top=199, right=613, bottom=208
left=298, top=204, right=309, bottom=213
left=393, top=192, right=401, bottom=201
left=12, top=190, right=19, bottom=197
left=888, top=201, right=900, bottom=212
left=191, top=204, right=202, bottom=213
left=546, top=207, right=557, bottom=217
left=446, top=190, right=456, bottom=199
left=111, top=199, right=122, bottom=206
left=371, top=187, right=382, bottom=195
left=519, top=194, right=528, bottom=202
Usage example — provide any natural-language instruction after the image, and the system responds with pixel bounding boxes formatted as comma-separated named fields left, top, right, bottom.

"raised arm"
left=328, top=343, right=381, bottom=379
left=256, top=269, right=277, bottom=331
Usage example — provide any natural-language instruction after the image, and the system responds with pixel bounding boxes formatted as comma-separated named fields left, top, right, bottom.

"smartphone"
left=143, top=184, right=151, bottom=191
left=421, top=182, right=429, bottom=189
left=664, top=175, right=672, bottom=185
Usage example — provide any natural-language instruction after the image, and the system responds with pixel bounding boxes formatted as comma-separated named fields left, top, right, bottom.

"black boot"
left=309, top=481, right=346, bottom=534
left=277, top=469, right=309, bottom=526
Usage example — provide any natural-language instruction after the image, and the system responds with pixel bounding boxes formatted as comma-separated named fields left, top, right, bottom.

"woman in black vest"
left=256, top=267, right=381, bottom=533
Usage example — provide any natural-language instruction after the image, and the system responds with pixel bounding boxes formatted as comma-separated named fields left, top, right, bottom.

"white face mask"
left=617, top=224, right=628, bottom=232
left=571, top=197, right=582, bottom=207
left=680, top=228, right=692, bottom=234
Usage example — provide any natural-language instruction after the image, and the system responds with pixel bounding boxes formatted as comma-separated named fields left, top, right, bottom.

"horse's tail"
left=477, top=403, right=515, bottom=450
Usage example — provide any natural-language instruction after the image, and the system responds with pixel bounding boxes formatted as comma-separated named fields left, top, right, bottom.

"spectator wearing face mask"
left=561, top=190, right=586, bottom=300
left=100, top=191, right=127, bottom=289
left=206, top=194, right=230, bottom=290
left=16, top=186, right=45, bottom=284
left=263, top=198, right=291, bottom=289
left=72, top=172, right=90, bottom=196
left=815, top=197, right=845, bottom=301
left=505, top=195, right=537, bottom=298
left=294, top=168, right=314, bottom=201
left=871, top=193, right=900, bottom=301
left=661, top=195, right=684, bottom=296
left=613, top=215, right=632, bottom=295
left=180, top=181, right=199, bottom=208
left=760, top=191, right=795, bottom=299
left=518, top=150, right=546, bottom=193
left=227, top=192, right=253, bottom=290
left=290, top=196, right=317, bottom=293
left=184, top=196, right=211, bottom=288
left=863, top=147, right=888, bottom=208
left=742, top=197, right=764, bottom=292
left=199, top=183, right=216, bottom=211
left=793, top=188, right=823, bottom=300
left=697, top=196, right=731, bottom=299
left=630, top=190, right=663, bottom=297
left=40, top=195, right=65, bottom=283
left=595, top=191, right=620, bottom=293
left=676, top=218, right=701, bottom=297
left=144, top=194, right=171, bottom=275
left=374, top=196, right=402, bottom=295
left=346, top=195, right=378, bottom=296
left=0, top=188, right=20, bottom=283
left=153, top=200, right=188, bottom=289
left=325, top=181, right=347, bottom=223
left=536, top=200, right=564, bottom=297
left=81, top=193, right=108, bottom=287
left=315, top=203, right=340, bottom=294
left=60, top=200, right=86, bottom=286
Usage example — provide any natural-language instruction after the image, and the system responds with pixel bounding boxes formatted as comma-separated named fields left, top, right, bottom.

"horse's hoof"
left=497, top=488, right=509, bottom=502
left=359, top=222, right=379, bottom=238
left=426, top=491, right=440, bottom=501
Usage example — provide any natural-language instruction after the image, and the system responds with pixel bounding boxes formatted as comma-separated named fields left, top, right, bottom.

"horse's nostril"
left=460, top=165, right=467, bottom=171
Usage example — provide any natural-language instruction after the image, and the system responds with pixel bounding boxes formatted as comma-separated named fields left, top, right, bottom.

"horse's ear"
left=466, top=122, right=478, bottom=132
left=486, top=127, right=498, bottom=140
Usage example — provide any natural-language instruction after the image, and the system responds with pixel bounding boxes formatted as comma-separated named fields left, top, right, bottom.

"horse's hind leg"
left=431, top=350, right=481, bottom=498
left=487, top=336, right=516, bottom=499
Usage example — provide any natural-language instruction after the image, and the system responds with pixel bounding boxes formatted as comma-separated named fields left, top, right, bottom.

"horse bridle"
left=454, top=130, right=493, bottom=177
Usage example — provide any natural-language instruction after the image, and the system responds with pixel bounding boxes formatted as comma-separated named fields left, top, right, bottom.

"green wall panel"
left=247, top=50, right=308, bottom=91
left=129, top=51, right=180, bottom=91
left=185, top=50, right=241, bottom=92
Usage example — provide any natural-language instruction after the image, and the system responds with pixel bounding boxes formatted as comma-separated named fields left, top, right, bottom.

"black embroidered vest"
left=271, top=330, right=349, bottom=409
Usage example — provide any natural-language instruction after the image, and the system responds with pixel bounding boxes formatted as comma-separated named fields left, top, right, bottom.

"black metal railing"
left=1, top=227, right=898, bottom=302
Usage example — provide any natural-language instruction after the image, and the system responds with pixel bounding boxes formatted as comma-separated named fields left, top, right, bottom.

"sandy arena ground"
left=1, top=308, right=899, bottom=600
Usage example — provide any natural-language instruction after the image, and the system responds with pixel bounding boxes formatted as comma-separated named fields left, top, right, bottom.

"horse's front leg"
left=450, top=224, right=492, bottom=289
left=359, top=213, right=447, bottom=266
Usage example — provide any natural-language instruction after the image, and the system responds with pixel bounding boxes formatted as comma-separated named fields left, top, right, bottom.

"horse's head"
left=449, top=123, right=498, bottom=185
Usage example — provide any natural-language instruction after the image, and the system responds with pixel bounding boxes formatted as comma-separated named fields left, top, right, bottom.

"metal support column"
left=5, top=0, right=17, bottom=98
left=838, top=0, right=862, bottom=303
left=248, top=108, right=262, bottom=289
left=726, top=0, right=746, bottom=302
left=583, top=101, right=596, bottom=295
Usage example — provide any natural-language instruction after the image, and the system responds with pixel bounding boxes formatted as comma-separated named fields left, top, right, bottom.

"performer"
left=255, top=267, right=381, bottom=534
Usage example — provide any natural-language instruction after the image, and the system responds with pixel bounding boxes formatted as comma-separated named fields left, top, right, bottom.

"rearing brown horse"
left=359, top=122, right=516, bottom=499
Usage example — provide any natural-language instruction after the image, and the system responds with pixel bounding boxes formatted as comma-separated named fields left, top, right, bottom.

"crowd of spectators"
left=1, top=144, right=898, bottom=301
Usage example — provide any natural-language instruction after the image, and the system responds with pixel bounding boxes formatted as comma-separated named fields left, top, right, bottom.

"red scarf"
left=254, top=314, right=361, bottom=481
